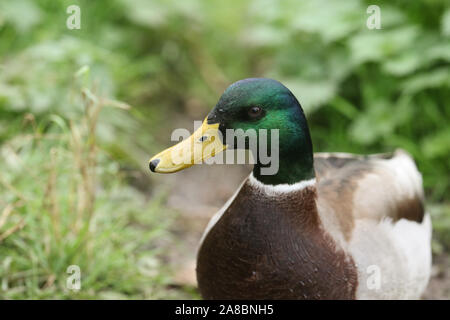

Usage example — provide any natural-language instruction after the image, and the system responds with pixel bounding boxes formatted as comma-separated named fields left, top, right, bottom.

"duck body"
left=149, top=78, right=432, bottom=299
left=197, top=172, right=357, bottom=299
left=197, top=151, right=431, bottom=299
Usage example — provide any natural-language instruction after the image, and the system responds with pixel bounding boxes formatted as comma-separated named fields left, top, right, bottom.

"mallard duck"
left=149, top=78, right=431, bottom=300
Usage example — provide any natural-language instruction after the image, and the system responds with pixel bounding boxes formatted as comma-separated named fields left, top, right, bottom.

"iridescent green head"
left=207, top=78, right=314, bottom=185
left=149, top=78, right=315, bottom=185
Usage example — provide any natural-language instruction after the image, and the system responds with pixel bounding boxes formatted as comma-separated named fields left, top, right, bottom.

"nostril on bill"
left=149, top=159, right=160, bottom=172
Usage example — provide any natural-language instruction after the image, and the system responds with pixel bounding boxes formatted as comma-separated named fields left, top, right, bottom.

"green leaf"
left=0, top=0, right=43, bottom=33
left=402, top=68, right=450, bottom=94
left=280, top=78, right=337, bottom=113
left=349, top=27, right=418, bottom=64
left=442, top=8, right=450, bottom=37
left=422, top=128, right=450, bottom=159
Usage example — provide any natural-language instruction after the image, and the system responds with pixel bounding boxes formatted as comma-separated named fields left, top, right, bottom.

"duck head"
left=149, top=78, right=315, bottom=185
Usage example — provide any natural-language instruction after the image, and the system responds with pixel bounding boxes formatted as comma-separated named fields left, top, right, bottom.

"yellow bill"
left=149, top=118, right=227, bottom=173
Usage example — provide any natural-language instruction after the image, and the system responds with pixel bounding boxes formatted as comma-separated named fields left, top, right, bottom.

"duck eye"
left=248, top=106, right=263, bottom=119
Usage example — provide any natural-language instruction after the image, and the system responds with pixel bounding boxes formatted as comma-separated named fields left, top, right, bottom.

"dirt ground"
left=156, top=163, right=450, bottom=299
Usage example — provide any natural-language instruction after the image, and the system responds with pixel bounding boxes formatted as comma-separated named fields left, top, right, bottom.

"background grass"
left=0, top=0, right=449, bottom=299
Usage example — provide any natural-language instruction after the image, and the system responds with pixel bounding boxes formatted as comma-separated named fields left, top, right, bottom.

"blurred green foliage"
left=1, top=0, right=449, bottom=198
left=0, top=0, right=449, bottom=298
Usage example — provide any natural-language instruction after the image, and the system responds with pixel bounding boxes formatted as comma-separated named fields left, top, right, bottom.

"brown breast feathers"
left=196, top=180, right=358, bottom=299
